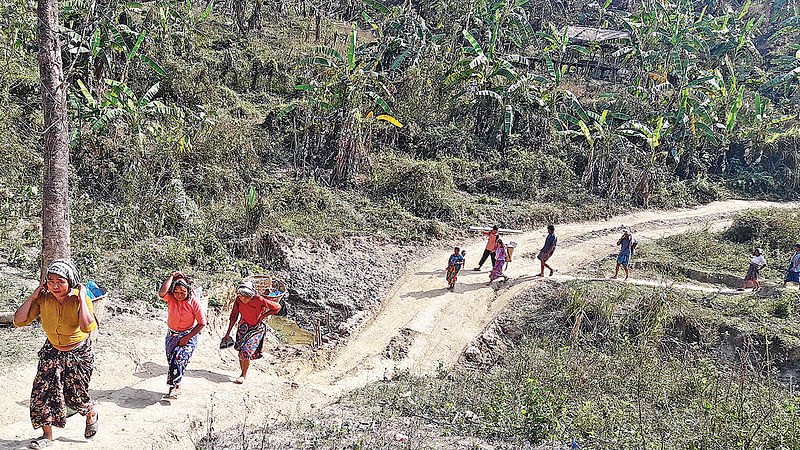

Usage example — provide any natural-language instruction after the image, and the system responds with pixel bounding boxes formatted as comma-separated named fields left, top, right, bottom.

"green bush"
left=723, top=208, right=800, bottom=250
left=370, top=153, right=456, bottom=220
left=471, top=149, right=576, bottom=200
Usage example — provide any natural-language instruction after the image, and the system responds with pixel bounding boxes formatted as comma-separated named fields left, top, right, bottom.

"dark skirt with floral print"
left=30, top=339, right=94, bottom=429
left=235, top=322, right=266, bottom=361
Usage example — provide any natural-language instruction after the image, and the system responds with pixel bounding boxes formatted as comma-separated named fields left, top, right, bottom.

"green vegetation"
left=2, top=0, right=799, bottom=293
left=629, top=208, right=799, bottom=283
left=258, top=281, right=800, bottom=448
left=0, top=280, right=44, bottom=366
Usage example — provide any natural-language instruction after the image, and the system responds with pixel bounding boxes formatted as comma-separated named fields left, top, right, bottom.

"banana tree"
left=71, top=80, right=183, bottom=149
left=618, top=116, right=669, bottom=206
left=284, top=23, right=403, bottom=185
left=763, top=43, right=800, bottom=100
left=359, top=0, right=445, bottom=73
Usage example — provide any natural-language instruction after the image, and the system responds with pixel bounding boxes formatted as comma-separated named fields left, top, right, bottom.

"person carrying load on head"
left=445, top=247, right=465, bottom=290
left=473, top=225, right=499, bottom=271
left=743, top=248, right=767, bottom=290
left=611, top=230, right=637, bottom=280
left=158, top=271, right=206, bottom=400
left=222, top=280, right=281, bottom=384
left=487, top=239, right=510, bottom=285
left=784, top=243, right=800, bottom=288
left=13, top=259, right=99, bottom=448
left=536, top=225, right=557, bottom=277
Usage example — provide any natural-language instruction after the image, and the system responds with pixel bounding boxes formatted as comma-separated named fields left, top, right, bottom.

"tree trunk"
left=38, top=0, right=71, bottom=276
left=248, top=0, right=263, bottom=30
left=315, top=10, right=322, bottom=43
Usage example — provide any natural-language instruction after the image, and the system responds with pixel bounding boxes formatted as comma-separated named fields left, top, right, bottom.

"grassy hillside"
left=1, top=0, right=799, bottom=298
left=208, top=280, right=800, bottom=448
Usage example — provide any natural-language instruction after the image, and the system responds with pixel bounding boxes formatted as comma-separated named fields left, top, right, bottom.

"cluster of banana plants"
left=62, top=0, right=213, bottom=152
left=438, top=0, right=799, bottom=198
left=283, top=0, right=445, bottom=185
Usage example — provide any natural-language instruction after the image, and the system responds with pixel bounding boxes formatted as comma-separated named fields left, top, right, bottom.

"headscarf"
left=237, top=280, right=257, bottom=298
left=170, top=277, right=193, bottom=297
left=756, top=248, right=764, bottom=255
left=46, top=258, right=81, bottom=289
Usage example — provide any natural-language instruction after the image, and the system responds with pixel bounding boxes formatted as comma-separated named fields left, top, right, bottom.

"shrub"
left=370, top=153, right=456, bottom=220
left=471, top=149, right=576, bottom=200
left=723, top=208, right=800, bottom=250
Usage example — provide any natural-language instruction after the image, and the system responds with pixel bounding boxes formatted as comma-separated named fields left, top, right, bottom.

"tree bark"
left=38, top=0, right=71, bottom=276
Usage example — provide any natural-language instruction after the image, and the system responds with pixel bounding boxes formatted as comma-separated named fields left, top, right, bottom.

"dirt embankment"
left=1, top=200, right=798, bottom=449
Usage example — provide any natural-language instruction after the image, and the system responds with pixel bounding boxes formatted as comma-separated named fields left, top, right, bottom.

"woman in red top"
left=158, top=272, right=206, bottom=399
left=222, top=280, right=281, bottom=384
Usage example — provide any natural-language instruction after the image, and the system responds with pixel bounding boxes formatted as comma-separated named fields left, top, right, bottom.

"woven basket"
left=243, top=275, right=273, bottom=296
left=91, top=294, right=108, bottom=322
left=506, top=241, right=518, bottom=262
left=267, top=280, right=289, bottom=317
left=271, top=280, right=287, bottom=296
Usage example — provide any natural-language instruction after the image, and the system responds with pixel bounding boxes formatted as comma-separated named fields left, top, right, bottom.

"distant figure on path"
left=159, top=272, right=206, bottom=400
left=474, top=225, right=499, bottom=271
left=445, top=247, right=465, bottom=290
left=13, top=259, right=99, bottom=447
left=222, top=280, right=281, bottom=384
left=537, top=225, right=557, bottom=277
left=784, top=243, right=800, bottom=287
left=611, top=230, right=637, bottom=280
left=488, top=239, right=509, bottom=285
left=743, top=248, right=767, bottom=290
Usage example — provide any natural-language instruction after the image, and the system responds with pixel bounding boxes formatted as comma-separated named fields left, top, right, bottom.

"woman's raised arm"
left=14, top=283, right=45, bottom=327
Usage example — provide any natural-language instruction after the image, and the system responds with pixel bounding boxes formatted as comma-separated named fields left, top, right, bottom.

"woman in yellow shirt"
left=14, top=259, right=99, bottom=448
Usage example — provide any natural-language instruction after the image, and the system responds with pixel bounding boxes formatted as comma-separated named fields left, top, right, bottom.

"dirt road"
left=0, top=200, right=796, bottom=449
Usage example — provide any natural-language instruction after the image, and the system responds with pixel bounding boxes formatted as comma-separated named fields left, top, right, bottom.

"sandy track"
left=0, top=200, right=797, bottom=449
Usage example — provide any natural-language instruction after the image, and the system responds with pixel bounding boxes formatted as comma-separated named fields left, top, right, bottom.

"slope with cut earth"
left=0, top=200, right=797, bottom=449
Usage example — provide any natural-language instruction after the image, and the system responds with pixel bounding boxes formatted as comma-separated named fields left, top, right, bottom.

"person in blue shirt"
left=536, top=225, right=557, bottom=277
left=784, top=243, right=800, bottom=287
left=611, top=230, right=637, bottom=280
left=446, top=247, right=465, bottom=289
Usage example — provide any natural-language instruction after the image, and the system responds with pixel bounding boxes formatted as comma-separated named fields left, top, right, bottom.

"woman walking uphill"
left=222, top=280, right=281, bottom=384
left=487, top=239, right=509, bottom=285
left=159, top=272, right=206, bottom=400
left=14, top=259, right=99, bottom=448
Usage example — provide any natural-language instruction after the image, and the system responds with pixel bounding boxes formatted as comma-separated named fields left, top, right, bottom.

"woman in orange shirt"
left=158, top=272, right=206, bottom=400
left=14, top=259, right=99, bottom=448
left=221, top=280, right=281, bottom=384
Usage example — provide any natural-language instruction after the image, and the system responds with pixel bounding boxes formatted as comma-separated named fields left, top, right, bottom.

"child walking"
left=446, top=247, right=465, bottom=289
left=488, top=239, right=509, bottom=285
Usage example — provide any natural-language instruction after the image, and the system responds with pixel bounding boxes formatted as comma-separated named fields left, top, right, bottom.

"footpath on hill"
left=0, top=200, right=797, bottom=449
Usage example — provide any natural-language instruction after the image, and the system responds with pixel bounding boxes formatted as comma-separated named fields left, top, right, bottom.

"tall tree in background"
left=38, top=0, right=71, bottom=273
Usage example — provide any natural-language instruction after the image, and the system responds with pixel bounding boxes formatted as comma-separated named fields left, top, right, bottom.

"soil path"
left=0, top=200, right=797, bottom=449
